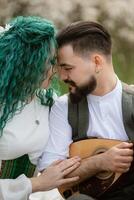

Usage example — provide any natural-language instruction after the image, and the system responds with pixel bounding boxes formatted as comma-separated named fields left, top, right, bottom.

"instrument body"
left=59, top=138, right=130, bottom=199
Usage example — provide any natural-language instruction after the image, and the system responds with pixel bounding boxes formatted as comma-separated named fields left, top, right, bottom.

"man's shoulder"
left=56, top=93, right=68, bottom=102
left=52, top=93, right=69, bottom=109
left=122, top=82, right=134, bottom=95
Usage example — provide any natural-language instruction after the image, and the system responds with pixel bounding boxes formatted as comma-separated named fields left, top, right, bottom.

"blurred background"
left=0, top=0, right=134, bottom=93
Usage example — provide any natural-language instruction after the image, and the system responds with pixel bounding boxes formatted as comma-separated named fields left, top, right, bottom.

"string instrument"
left=58, top=138, right=133, bottom=199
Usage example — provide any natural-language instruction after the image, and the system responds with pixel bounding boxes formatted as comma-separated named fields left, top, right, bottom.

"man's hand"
left=30, top=156, right=81, bottom=192
left=100, top=142, right=133, bottom=173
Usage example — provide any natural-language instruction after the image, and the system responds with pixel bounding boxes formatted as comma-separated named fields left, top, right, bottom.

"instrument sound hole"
left=94, top=148, right=114, bottom=180
left=96, top=171, right=114, bottom=180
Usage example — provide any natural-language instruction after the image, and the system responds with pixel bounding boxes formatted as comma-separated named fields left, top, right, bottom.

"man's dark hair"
left=56, top=21, right=112, bottom=56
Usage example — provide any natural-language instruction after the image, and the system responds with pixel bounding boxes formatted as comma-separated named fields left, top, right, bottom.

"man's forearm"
left=66, top=154, right=103, bottom=182
left=65, top=141, right=134, bottom=182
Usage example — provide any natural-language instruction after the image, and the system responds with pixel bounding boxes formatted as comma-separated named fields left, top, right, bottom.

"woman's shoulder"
left=36, top=88, right=56, bottom=107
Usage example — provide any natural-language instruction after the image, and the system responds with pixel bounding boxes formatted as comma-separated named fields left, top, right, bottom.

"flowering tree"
left=0, top=0, right=134, bottom=82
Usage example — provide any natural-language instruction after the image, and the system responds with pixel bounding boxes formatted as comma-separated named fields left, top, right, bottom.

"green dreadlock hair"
left=0, top=16, right=57, bottom=136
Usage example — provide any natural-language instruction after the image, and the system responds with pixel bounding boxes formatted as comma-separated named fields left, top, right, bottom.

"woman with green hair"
left=0, top=16, right=80, bottom=200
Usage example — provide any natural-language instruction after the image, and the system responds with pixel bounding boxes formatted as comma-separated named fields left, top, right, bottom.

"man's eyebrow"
left=59, top=63, right=74, bottom=67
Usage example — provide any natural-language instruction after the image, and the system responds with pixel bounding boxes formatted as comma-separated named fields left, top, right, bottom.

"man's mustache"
left=64, top=80, right=76, bottom=87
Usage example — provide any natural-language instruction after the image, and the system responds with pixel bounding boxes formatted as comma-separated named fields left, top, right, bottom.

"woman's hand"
left=31, top=156, right=81, bottom=192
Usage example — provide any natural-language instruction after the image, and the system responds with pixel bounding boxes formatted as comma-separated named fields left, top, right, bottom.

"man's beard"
left=64, top=76, right=97, bottom=104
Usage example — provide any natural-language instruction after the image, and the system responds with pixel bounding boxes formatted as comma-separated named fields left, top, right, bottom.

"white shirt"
left=0, top=95, right=50, bottom=200
left=0, top=97, right=49, bottom=163
left=39, top=79, right=128, bottom=170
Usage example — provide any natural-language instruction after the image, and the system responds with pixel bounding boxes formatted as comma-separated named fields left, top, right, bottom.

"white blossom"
left=0, top=24, right=11, bottom=33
